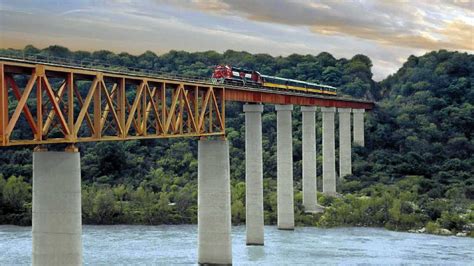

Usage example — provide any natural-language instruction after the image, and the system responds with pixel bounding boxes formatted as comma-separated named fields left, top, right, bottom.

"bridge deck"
left=0, top=56, right=373, bottom=146
left=1, top=56, right=374, bottom=108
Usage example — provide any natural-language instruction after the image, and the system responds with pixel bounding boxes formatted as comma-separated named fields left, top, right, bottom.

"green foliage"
left=2, top=176, right=31, bottom=211
left=425, top=221, right=440, bottom=234
left=318, top=179, right=427, bottom=231
left=0, top=175, right=5, bottom=205
left=437, top=211, right=467, bottom=232
left=231, top=200, right=245, bottom=224
left=0, top=175, right=31, bottom=225
left=92, top=189, right=117, bottom=224
left=0, top=46, right=472, bottom=237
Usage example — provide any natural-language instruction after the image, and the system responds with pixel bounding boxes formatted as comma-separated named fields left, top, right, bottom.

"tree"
left=0, top=175, right=5, bottom=213
left=24, top=45, right=40, bottom=55
left=42, top=45, right=71, bottom=58
left=322, top=66, right=341, bottom=85
left=2, top=176, right=31, bottom=211
left=231, top=200, right=245, bottom=224
left=0, top=46, right=472, bottom=236
left=92, top=189, right=117, bottom=224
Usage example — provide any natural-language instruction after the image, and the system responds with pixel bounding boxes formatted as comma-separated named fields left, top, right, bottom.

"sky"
left=0, top=0, right=472, bottom=80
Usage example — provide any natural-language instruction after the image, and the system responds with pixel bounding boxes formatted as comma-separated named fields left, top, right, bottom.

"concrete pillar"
left=339, top=108, right=352, bottom=178
left=32, top=152, right=82, bottom=266
left=321, top=107, right=337, bottom=196
left=353, top=109, right=365, bottom=147
left=198, top=139, right=232, bottom=265
left=275, top=104, right=294, bottom=230
left=301, top=106, right=323, bottom=213
left=244, top=104, right=264, bottom=245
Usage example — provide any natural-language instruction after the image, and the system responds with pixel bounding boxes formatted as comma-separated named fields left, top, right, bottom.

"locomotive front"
left=211, top=65, right=262, bottom=86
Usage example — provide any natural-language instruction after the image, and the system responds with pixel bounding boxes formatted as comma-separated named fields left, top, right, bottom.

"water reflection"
left=246, top=245, right=266, bottom=261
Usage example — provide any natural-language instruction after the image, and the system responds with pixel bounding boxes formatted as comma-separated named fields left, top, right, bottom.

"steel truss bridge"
left=0, top=56, right=373, bottom=147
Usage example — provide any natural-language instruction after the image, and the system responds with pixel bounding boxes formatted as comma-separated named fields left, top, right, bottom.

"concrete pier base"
left=321, top=107, right=337, bottom=196
left=244, top=104, right=264, bottom=245
left=32, top=151, right=82, bottom=266
left=338, top=108, right=352, bottom=178
left=275, top=104, right=295, bottom=230
left=198, top=139, right=232, bottom=265
left=301, top=106, right=324, bottom=213
left=353, top=109, right=365, bottom=147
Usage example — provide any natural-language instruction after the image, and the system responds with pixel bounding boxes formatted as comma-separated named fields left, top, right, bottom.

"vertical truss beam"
left=67, top=73, right=74, bottom=140
left=0, top=63, right=6, bottom=145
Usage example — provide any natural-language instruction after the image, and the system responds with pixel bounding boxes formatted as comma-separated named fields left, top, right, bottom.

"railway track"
left=0, top=54, right=372, bottom=104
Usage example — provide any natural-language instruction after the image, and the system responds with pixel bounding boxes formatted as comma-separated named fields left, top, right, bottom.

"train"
left=211, top=65, right=337, bottom=96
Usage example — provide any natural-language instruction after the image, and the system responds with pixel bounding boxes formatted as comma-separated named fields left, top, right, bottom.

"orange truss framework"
left=0, top=62, right=225, bottom=146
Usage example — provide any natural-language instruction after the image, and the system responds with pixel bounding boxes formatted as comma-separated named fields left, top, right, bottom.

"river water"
left=1, top=225, right=473, bottom=265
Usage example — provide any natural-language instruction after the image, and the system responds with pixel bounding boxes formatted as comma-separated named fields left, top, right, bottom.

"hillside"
left=342, top=50, right=474, bottom=234
left=0, top=46, right=472, bottom=236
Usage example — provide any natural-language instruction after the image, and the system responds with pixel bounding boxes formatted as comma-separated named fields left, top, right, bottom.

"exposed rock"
left=304, top=204, right=325, bottom=214
left=408, top=227, right=426, bottom=234
left=456, top=232, right=467, bottom=237
left=437, top=228, right=452, bottom=235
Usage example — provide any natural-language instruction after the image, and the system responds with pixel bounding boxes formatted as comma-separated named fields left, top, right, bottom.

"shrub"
left=425, top=221, right=440, bottom=234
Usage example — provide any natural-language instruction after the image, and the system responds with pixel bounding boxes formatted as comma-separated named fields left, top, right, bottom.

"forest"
left=0, top=45, right=472, bottom=237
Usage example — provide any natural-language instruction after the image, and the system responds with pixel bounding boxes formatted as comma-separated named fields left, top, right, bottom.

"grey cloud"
left=177, top=0, right=473, bottom=51
left=445, top=0, right=473, bottom=11
left=2, top=0, right=470, bottom=81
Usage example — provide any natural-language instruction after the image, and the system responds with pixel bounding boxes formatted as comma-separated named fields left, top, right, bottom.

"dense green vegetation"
left=0, top=46, right=472, bottom=236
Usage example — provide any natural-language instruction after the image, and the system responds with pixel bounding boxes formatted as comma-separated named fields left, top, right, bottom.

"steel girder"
left=0, top=61, right=225, bottom=146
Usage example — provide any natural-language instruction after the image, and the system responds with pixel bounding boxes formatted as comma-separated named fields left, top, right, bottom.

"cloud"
left=1, top=0, right=471, bottom=81
left=445, top=0, right=474, bottom=11
left=177, top=0, right=473, bottom=52
left=189, top=0, right=229, bottom=12
left=439, top=19, right=474, bottom=50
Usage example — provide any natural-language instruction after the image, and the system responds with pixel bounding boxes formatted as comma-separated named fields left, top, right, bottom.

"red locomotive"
left=211, top=65, right=262, bottom=86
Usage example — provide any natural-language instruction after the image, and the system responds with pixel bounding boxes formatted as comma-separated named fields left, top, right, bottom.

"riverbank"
left=1, top=175, right=473, bottom=238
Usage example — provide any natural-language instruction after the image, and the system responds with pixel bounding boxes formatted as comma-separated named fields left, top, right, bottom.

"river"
left=1, top=225, right=473, bottom=265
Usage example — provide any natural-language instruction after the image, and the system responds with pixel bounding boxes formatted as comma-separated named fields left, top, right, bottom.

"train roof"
left=231, top=66, right=255, bottom=73
left=260, top=74, right=337, bottom=90
left=220, top=65, right=337, bottom=90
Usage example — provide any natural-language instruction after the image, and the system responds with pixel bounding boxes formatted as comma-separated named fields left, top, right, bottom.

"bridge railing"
left=0, top=51, right=216, bottom=86
left=0, top=51, right=374, bottom=104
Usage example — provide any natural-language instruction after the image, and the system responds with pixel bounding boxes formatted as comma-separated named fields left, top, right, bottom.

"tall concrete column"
left=339, top=108, right=352, bottom=178
left=198, top=139, right=232, bottom=265
left=301, top=106, right=323, bottom=213
left=244, top=104, right=264, bottom=245
left=33, top=151, right=82, bottom=266
left=275, top=104, right=294, bottom=230
left=353, top=109, right=365, bottom=147
left=321, top=107, right=337, bottom=196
